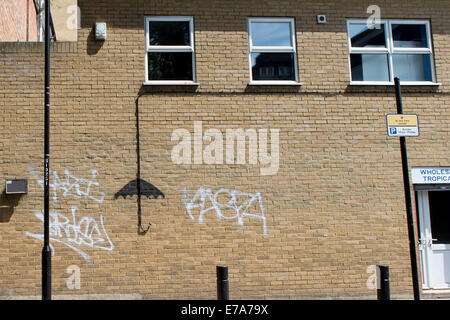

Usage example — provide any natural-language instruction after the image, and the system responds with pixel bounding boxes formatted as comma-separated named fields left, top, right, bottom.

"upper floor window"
left=248, top=18, right=299, bottom=85
left=144, top=16, right=196, bottom=85
left=347, top=19, right=436, bottom=85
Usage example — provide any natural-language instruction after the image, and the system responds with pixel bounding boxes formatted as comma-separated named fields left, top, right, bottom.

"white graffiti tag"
left=30, top=167, right=104, bottom=204
left=183, top=187, right=267, bottom=235
left=25, top=206, right=114, bottom=263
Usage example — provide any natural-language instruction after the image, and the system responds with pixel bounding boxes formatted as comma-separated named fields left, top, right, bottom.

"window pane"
left=148, top=52, right=193, bottom=80
left=429, top=191, right=450, bottom=244
left=393, top=54, right=432, bottom=81
left=251, top=53, right=295, bottom=80
left=251, top=22, right=292, bottom=47
left=392, top=24, right=428, bottom=48
left=149, top=21, right=190, bottom=46
left=350, top=54, right=389, bottom=81
left=348, top=23, right=386, bottom=47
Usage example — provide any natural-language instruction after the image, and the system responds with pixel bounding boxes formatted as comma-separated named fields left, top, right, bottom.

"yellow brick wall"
left=0, top=0, right=449, bottom=299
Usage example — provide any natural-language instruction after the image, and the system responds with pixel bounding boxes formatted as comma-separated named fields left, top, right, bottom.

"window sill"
left=349, top=81, right=441, bottom=86
left=421, top=288, right=450, bottom=294
left=248, top=81, right=303, bottom=86
left=143, top=81, right=200, bottom=86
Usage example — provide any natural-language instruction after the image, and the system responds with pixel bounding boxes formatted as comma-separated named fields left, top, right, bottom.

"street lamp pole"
left=42, top=0, right=51, bottom=301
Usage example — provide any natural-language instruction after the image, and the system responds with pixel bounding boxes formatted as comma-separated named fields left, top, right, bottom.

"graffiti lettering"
left=30, top=167, right=104, bottom=204
left=25, top=206, right=114, bottom=262
left=183, top=187, right=267, bottom=235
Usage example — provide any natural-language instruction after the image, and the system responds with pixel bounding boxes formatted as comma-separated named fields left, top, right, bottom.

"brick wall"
left=0, top=0, right=38, bottom=42
left=0, top=0, right=449, bottom=299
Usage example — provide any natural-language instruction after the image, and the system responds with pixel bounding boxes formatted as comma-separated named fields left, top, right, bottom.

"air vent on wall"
left=5, top=179, right=28, bottom=194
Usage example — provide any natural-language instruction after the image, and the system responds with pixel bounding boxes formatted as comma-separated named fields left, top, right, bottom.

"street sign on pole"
left=387, top=114, right=419, bottom=137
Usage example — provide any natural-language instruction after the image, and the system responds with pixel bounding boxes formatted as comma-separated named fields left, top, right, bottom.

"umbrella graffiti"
left=114, top=91, right=164, bottom=234
left=114, top=178, right=165, bottom=199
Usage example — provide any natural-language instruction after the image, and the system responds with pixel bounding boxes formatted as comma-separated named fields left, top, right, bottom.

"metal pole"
left=377, top=265, right=390, bottom=300
left=394, top=77, right=420, bottom=301
left=42, top=0, right=51, bottom=301
left=135, top=94, right=151, bottom=234
left=217, top=265, right=229, bottom=300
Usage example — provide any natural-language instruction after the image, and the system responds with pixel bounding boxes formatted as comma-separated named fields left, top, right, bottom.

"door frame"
left=416, top=190, right=450, bottom=290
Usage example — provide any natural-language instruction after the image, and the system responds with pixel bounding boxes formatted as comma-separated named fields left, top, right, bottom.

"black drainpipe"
left=135, top=91, right=151, bottom=234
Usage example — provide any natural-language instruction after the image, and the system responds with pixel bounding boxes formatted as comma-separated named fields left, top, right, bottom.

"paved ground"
left=1, top=292, right=450, bottom=300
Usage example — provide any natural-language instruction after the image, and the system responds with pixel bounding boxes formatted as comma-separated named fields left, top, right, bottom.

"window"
left=347, top=20, right=436, bottom=85
left=248, top=18, right=299, bottom=85
left=144, top=16, right=196, bottom=84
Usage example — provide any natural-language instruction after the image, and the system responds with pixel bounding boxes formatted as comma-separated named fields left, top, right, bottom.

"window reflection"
left=393, top=54, right=432, bottom=81
left=251, top=22, right=292, bottom=47
left=148, top=52, right=193, bottom=80
left=429, top=191, right=450, bottom=244
left=350, top=54, right=390, bottom=81
left=149, top=21, right=190, bottom=46
left=251, top=53, right=295, bottom=81
left=392, top=24, right=428, bottom=48
left=349, top=23, right=386, bottom=47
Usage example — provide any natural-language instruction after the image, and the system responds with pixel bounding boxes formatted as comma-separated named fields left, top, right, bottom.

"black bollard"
left=217, top=265, right=229, bottom=300
left=377, top=265, right=390, bottom=300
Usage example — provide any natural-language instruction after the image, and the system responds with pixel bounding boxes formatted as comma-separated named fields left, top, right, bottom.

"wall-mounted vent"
left=5, top=179, right=28, bottom=194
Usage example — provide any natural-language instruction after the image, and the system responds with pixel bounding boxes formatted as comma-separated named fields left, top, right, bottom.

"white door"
left=417, top=190, right=450, bottom=289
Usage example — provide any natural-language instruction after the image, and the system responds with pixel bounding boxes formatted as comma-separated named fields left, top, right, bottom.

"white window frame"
left=347, top=19, right=439, bottom=86
left=144, top=16, right=198, bottom=85
left=248, top=17, right=301, bottom=86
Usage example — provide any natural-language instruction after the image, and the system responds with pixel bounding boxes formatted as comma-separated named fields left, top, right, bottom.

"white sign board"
left=387, top=114, right=419, bottom=137
left=411, top=167, right=450, bottom=184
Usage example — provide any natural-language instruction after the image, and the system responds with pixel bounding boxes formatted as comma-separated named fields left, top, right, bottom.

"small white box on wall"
left=95, top=23, right=107, bottom=40
left=317, top=15, right=327, bottom=24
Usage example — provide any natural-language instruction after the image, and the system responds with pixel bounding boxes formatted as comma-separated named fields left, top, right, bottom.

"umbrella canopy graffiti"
left=114, top=178, right=165, bottom=199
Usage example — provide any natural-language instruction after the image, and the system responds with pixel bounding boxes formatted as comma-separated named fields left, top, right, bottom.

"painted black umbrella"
left=114, top=179, right=165, bottom=200
left=114, top=91, right=165, bottom=234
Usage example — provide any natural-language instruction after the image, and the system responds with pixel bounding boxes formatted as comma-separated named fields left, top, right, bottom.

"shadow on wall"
left=0, top=191, right=22, bottom=223
left=86, top=25, right=104, bottom=55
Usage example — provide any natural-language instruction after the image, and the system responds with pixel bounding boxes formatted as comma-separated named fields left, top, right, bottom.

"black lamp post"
left=42, top=0, right=51, bottom=301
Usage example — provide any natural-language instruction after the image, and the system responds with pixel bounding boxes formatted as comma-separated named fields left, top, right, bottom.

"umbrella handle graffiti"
left=137, top=191, right=151, bottom=235
left=139, top=223, right=151, bottom=234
